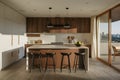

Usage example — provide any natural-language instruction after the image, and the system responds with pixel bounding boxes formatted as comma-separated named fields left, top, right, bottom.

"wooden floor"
left=111, top=56, right=120, bottom=70
left=100, top=55, right=120, bottom=70
left=0, top=58, right=120, bottom=80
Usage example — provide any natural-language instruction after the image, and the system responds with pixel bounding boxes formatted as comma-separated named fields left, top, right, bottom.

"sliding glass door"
left=97, top=5, right=120, bottom=71
left=111, top=5, right=120, bottom=70
left=98, top=12, right=109, bottom=62
left=111, top=20, right=120, bottom=69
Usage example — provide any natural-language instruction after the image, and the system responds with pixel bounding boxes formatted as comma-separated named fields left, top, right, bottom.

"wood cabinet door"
left=26, top=17, right=91, bottom=33
left=26, top=18, right=38, bottom=33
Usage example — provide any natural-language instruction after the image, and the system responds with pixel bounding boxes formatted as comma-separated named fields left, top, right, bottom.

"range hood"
left=47, top=24, right=70, bottom=28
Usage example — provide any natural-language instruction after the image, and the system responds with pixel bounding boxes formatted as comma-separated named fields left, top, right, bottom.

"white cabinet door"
left=11, top=49, right=19, bottom=63
left=2, top=50, right=12, bottom=68
left=19, top=47, right=24, bottom=59
left=2, top=49, right=19, bottom=69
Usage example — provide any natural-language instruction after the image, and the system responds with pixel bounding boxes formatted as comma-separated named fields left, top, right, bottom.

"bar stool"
left=28, top=52, right=41, bottom=72
left=39, top=53, right=47, bottom=71
left=73, top=49, right=86, bottom=72
left=60, top=52, right=71, bottom=72
left=45, top=52, right=56, bottom=72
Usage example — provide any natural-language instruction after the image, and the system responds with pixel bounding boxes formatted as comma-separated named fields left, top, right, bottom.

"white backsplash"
left=27, top=34, right=56, bottom=44
left=27, top=33, right=91, bottom=44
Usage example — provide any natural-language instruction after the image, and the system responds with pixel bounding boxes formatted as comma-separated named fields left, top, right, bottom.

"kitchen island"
left=26, top=44, right=89, bottom=71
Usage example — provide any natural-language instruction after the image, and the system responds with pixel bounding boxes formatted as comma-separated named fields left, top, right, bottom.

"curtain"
left=91, top=16, right=97, bottom=58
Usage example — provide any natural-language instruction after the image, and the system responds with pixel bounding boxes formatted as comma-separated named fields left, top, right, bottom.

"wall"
left=55, top=33, right=91, bottom=44
left=0, top=2, right=26, bottom=70
left=27, top=34, right=56, bottom=44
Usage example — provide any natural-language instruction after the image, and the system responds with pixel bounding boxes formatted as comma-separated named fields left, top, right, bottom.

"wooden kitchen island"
left=26, top=44, right=89, bottom=71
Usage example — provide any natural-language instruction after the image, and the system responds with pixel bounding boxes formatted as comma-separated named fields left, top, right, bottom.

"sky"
left=112, top=20, right=120, bottom=34
left=100, top=20, right=120, bottom=34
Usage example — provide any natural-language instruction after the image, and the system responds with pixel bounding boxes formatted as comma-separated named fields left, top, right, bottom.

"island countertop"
left=27, top=44, right=89, bottom=50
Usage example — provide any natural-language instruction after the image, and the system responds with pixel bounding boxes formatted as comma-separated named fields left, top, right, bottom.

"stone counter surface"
left=27, top=44, right=89, bottom=50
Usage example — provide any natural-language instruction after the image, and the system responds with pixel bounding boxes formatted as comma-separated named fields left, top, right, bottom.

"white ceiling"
left=0, top=0, right=119, bottom=17
left=112, top=5, right=120, bottom=21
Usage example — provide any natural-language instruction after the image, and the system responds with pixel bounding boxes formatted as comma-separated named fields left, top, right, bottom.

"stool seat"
left=61, top=52, right=71, bottom=55
left=40, top=53, right=47, bottom=57
left=46, top=53, right=55, bottom=57
left=75, top=52, right=86, bottom=55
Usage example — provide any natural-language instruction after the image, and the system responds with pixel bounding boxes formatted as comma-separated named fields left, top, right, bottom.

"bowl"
left=75, top=44, right=81, bottom=47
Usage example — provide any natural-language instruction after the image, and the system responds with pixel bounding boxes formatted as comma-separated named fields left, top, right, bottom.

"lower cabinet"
left=2, top=48, right=20, bottom=70
left=19, top=47, right=24, bottom=59
left=0, top=47, right=24, bottom=70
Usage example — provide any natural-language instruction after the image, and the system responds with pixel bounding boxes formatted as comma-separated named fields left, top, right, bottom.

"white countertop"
left=27, top=44, right=89, bottom=50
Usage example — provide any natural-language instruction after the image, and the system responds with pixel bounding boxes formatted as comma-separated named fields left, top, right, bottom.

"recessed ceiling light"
left=49, top=7, right=52, bottom=10
left=66, top=7, right=69, bottom=10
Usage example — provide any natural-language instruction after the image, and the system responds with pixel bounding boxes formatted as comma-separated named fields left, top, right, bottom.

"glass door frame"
left=96, top=4, right=120, bottom=66
left=96, top=11, right=112, bottom=64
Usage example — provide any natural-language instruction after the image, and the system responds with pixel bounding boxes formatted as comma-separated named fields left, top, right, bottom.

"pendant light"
left=47, top=7, right=53, bottom=28
left=64, top=7, right=70, bottom=28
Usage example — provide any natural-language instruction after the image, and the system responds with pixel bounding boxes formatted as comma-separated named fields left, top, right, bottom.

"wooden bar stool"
left=73, top=49, right=86, bottom=72
left=28, top=52, right=41, bottom=72
left=39, top=53, right=47, bottom=71
left=45, top=52, right=56, bottom=72
left=60, top=52, right=71, bottom=72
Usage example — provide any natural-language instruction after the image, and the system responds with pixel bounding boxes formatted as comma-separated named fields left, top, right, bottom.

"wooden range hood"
left=47, top=17, right=70, bottom=28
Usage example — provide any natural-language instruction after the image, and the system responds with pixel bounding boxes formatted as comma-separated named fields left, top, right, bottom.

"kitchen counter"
left=27, top=44, right=88, bottom=50
left=26, top=44, right=89, bottom=71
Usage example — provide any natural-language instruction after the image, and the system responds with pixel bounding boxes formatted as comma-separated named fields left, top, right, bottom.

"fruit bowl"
left=75, top=44, right=81, bottom=47
left=74, top=41, right=82, bottom=47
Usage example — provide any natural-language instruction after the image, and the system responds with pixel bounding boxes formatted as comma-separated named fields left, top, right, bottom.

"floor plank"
left=0, top=58, right=120, bottom=80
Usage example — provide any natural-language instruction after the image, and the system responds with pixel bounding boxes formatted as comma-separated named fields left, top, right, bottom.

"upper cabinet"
left=26, top=17, right=91, bottom=33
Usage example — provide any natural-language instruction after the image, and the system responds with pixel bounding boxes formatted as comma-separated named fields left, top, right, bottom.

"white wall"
left=55, top=33, right=91, bottom=44
left=0, top=2, right=26, bottom=70
left=27, top=34, right=56, bottom=44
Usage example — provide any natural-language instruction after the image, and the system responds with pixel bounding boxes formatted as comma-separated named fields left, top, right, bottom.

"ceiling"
left=111, top=5, right=120, bottom=21
left=0, top=0, right=119, bottom=17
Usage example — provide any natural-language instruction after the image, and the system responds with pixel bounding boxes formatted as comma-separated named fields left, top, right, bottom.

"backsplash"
left=55, top=33, right=91, bottom=44
left=27, top=33, right=91, bottom=44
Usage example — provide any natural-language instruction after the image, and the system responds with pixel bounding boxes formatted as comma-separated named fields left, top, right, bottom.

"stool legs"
left=52, top=56, right=56, bottom=72
left=73, top=55, right=76, bottom=69
left=60, top=54, right=71, bottom=72
left=68, top=55, right=71, bottom=72
left=39, top=55, right=42, bottom=72
left=60, top=55, right=64, bottom=72
left=73, top=53, right=86, bottom=72
left=74, top=55, right=79, bottom=72
left=29, top=54, right=34, bottom=72
left=45, top=54, right=56, bottom=72
left=29, top=53, right=42, bottom=72
left=82, top=55, right=86, bottom=72
left=45, top=56, right=48, bottom=72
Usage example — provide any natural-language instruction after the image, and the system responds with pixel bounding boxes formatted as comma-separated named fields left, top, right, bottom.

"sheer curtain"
left=91, top=16, right=97, bottom=58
